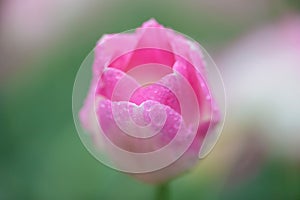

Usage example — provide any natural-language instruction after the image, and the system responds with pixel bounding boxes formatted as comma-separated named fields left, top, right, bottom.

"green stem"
left=155, top=182, right=170, bottom=200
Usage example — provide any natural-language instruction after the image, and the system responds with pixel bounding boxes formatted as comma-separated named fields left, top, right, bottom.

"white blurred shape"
left=219, top=14, right=300, bottom=160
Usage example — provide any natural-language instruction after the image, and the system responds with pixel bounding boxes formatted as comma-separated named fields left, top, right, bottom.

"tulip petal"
left=96, top=99, right=187, bottom=153
left=130, top=83, right=181, bottom=114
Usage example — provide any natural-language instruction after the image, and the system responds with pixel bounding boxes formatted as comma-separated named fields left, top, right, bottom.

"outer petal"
left=167, top=30, right=206, bottom=76
left=108, top=18, right=206, bottom=74
left=79, top=67, right=139, bottom=136
left=80, top=31, right=140, bottom=136
left=93, top=33, right=138, bottom=76
left=165, top=61, right=220, bottom=136
left=96, top=99, right=184, bottom=153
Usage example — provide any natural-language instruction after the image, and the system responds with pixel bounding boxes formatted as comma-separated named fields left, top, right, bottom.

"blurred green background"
left=0, top=0, right=300, bottom=199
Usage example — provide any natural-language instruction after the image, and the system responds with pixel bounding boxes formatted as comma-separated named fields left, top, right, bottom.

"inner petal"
left=130, top=83, right=181, bottom=114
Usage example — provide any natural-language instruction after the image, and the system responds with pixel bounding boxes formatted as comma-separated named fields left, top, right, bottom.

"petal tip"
left=142, top=18, right=163, bottom=28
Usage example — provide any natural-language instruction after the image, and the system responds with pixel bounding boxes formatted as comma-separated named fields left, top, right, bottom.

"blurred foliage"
left=287, top=0, right=300, bottom=10
left=0, top=0, right=300, bottom=199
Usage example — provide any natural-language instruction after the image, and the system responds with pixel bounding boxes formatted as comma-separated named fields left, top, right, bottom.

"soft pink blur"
left=0, top=0, right=102, bottom=81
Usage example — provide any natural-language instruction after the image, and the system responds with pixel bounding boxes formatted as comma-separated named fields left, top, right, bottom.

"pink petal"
left=109, top=48, right=175, bottom=72
left=136, top=18, right=171, bottom=50
left=141, top=18, right=164, bottom=28
left=160, top=60, right=219, bottom=139
left=93, top=33, right=139, bottom=76
left=130, top=83, right=181, bottom=114
left=96, top=67, right=140, bottom=101
left=96, top=99, right=186, bottom=153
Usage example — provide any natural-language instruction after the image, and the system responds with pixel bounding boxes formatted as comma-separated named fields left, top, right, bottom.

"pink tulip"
left=78, top=19, right=220, bottom=184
